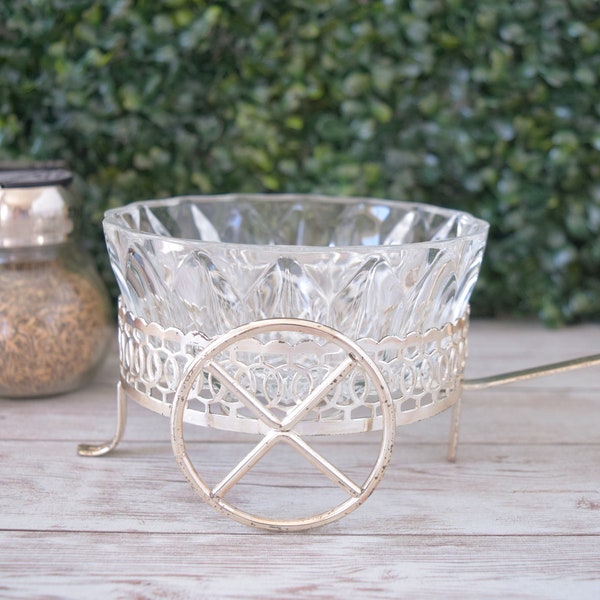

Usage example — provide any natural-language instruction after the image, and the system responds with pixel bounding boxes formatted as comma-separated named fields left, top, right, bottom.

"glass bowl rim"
left=103, top=193, right=489, bottom=253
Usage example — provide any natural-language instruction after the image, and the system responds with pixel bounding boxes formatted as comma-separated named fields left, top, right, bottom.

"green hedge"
left=2, top=0, right=600, bottom=325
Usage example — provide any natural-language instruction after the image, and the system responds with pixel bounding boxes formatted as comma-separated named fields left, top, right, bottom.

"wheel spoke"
left=282, top=431, right=363, bottom=497
left=207, top=354, right=360, bottom=499
left=211, top=430, right=280, bottom=498
left=206, top=360, right=281, bottom=429
left=280, top=356, right=356, bottom=431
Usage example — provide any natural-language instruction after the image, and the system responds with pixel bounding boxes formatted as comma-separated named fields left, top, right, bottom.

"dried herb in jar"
left=0, top=259, right=111, bottom=397
left=0, top=166, right=112, bottom=398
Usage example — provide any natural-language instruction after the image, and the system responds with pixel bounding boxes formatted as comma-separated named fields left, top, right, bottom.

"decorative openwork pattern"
left=119, top=304, right=468, bottom=434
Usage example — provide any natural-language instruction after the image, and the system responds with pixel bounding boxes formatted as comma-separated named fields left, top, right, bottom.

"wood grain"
left=1, top=320, right=599, bottom=599
left=1, top=533, right=599, bottom=600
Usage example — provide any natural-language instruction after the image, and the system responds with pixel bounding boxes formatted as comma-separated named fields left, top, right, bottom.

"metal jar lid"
left=0, top=167, right=75, bottom=248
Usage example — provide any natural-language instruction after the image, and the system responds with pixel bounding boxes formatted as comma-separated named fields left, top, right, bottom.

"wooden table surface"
left=1, top=319, right=599, bottom=599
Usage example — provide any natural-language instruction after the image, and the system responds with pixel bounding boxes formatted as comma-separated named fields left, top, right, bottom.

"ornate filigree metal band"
left=118, top=303, right=468, bottom=435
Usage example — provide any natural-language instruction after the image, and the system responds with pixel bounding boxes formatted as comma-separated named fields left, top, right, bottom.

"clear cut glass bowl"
left=104, top=194, right=489, bottom=341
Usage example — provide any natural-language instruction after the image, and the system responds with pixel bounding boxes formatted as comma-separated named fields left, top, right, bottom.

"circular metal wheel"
left=170, top=318, right=396, bottom=531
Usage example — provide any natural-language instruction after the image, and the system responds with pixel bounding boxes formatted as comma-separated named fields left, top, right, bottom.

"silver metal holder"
left=79, top=306, right=599, bottom=530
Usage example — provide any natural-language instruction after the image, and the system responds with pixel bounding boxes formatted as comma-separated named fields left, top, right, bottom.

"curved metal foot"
left=78, top=382, right=128, bottom=457
left=171, top=318, right=396, bottom=532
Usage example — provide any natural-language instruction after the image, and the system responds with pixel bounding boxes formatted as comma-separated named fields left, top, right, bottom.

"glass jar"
left=0, top=167, right=112, bottom=398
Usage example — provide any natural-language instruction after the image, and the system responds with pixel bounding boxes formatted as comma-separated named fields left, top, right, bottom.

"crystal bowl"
left=104, top=194, right=488, bottom=340
left=104, top=194, right=488, bottom=435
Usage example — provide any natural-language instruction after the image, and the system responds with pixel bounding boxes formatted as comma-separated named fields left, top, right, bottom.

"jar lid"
left=0, top=167, right=75, bottom=248
left=0, top=168, right=73, bottom=188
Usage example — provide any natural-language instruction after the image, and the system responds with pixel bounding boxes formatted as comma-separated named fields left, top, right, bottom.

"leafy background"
left=1, top=0, right=599, bottom=325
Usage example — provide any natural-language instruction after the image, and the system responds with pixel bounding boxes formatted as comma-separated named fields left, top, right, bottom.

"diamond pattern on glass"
left=104, top=195, right=488, bottom=340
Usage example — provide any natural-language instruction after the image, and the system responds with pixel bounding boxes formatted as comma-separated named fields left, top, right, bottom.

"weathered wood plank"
left=1, top=438, right=598, bottom=535
left=1, top=532, right=599, bottom=600
left=2, top=373, right=599, bottom=445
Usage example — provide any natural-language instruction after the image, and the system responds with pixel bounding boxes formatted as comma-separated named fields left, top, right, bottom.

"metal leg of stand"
left=77, top=381, right=128, bottom=457
left=447, top=396, right=462, bottom=463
